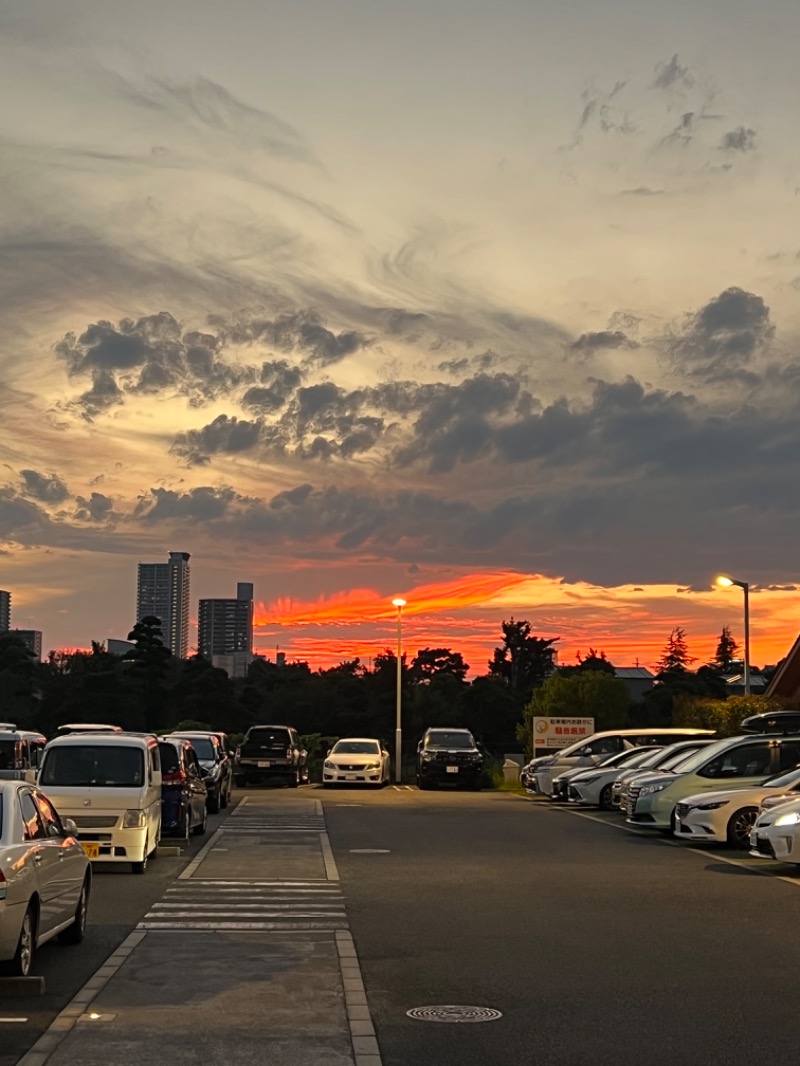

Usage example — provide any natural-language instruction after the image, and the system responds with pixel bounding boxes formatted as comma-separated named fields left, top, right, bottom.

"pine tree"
left=656, top=627, right=695, bottom=675
left=711, top=625, right=739, bottom=673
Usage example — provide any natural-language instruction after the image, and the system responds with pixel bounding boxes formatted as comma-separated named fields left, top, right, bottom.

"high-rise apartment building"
left=198, top=582, right=254, bottom=678
left=12, top=630, right=42, bottom=660
left=136, top=551, right=191, bottom=658
left=0, top=590, right=9, bottom=632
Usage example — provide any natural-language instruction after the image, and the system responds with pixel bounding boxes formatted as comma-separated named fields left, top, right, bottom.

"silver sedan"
left=0, top=781, right=91, bottom=976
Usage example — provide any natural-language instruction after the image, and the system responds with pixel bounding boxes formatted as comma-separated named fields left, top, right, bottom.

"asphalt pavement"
left=6, top=785, right=800, bottom=1066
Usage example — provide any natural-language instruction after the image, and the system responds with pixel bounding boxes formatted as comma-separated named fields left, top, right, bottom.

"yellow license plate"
left=82, top=842, right=100, bottom=859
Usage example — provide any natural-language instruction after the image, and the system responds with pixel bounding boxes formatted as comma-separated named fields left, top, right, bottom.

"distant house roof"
left=765, top=634, right=800, bottom=700
left=614, top=667, right=656, bottom=680
left=723, top=673, right=768, bottom=690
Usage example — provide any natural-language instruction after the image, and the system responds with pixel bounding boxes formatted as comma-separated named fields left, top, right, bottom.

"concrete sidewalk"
left=17, top=796, right=381, bottom=1066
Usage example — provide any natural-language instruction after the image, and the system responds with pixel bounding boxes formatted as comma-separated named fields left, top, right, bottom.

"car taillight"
left=163, top=769, right=187, bottom=785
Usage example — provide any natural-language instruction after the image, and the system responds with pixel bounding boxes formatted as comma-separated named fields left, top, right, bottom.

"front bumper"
left=323, top=767, right=383, bottom=784
left=750, top=828, right=796, bottom=862
left=72, top=822, right=149, bottom=862
left=418, top=763, right=482, bottom=784
left=673, top=807, right=726, bottom=842
left=569, top=783, right=602, bottom=806
left=625, top=791, right=672, bottom=829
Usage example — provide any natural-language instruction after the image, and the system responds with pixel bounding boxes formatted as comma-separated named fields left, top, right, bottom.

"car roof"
left=332, top=737, right=382, bottom=744
left=247, top=724, right=295, bottom=729
left=45, top=732, right=156, bottom=747
left=57, top=723, right=122, bottom=732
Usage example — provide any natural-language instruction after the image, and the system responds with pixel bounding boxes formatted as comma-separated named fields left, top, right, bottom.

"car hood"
left=327, top=752, right=381, bottom=764
left=678, top=786, right=769, bottom=807
left=630, top=771, right=682, bottom=789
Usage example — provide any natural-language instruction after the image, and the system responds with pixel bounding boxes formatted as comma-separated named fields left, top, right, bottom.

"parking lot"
left=7, top=784, right=800, bottom=1066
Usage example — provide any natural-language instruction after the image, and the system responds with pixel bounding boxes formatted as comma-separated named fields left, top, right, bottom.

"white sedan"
left=750, top=796, right=800, bottom=863
left=0, top=781, right=91, bottom=976
left=673, top=766, right=800, bottom=848
left=322, top=739, right=390, bottom=786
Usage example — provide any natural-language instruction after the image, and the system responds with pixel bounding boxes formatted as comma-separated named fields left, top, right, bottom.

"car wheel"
left=726, top=806, right=758, bottom=849
left=59, top=878, right=89, bottom=945
left=419, top=778, right=432, bottom=791
left=235, top=776, right=246, bottom=789
left=208, top=788, right=221, bottom=814
left=288, top=770, right=300, bottom=788
left=132, top=836, right=149, bottom=874
left=0, top=904, right=36, bottom=976
left=598, top=784, right=613, bottom=811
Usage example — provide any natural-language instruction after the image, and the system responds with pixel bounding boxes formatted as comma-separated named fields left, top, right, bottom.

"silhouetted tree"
left=710, top=625, right=739, bottom=673
left=656, top=627, right=695, bottom=676
left=488, top=619, right=558, bottom=701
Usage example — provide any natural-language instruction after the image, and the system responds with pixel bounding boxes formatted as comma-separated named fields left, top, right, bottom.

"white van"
left=38, top=732, right=162, bottom=873
left=527, top=728, right=716, bottom=796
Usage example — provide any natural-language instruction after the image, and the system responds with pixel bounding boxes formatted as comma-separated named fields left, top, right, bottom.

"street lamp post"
left=716, top=576, right=751, bottom=695
left=392, top=598, right=406, bottom=783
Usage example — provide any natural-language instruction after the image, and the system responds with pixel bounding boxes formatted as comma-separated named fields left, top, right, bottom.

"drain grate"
left=407, top=1005, right=503, bottom=1023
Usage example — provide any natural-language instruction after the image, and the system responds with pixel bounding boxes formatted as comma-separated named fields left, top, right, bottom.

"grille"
left=676, top=803, right=690, bottom=819
left=628, top=786, right=641, bottom=802
left=432, top=752, right=473, bottom=764
left=72, top=814, right=119, bottom=829
left=754, top=836, right=775, bottom=857
left=339, top=763, right=367, bottom=772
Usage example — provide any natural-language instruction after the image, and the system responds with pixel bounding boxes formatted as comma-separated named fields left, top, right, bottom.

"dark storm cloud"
left=74, top=492, right=114, bottom=522
left=720, top=127, right=756, bottom=153
left=651, top=55, right=694, bottom=92
left=241, top=361, right=304, bottom=413
left=171, top=415, right=264, bottom=465
left=569, top=331, right=638, bottom=353
left=218, top=309, right=371, bottom=367
left=135, top=485, right=245, bottom=524
left=666, top=287, right=774, bottom=382
left=20, top=469, right=69, bottom=503
left=56, top=313, right=261, bottom=416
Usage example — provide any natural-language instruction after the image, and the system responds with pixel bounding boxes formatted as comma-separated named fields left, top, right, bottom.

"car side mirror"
left=63, top=818, right=78, bottom=837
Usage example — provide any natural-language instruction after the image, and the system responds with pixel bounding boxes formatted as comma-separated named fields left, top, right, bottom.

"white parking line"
left=556, top=805, right=800, bottom=886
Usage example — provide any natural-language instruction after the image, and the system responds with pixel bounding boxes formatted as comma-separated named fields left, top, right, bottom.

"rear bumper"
left=237, top=759, right=295, bottom=780
left=418, top=765, right=482, bottom=784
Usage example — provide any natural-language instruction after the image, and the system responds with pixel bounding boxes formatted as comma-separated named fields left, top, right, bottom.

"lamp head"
left=392, top=597, right=407, bottom=608
left=716, top=576, right=734, bottom=588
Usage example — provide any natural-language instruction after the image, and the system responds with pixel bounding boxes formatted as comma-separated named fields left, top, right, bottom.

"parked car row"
left=524, top=710, right=800, bottom=856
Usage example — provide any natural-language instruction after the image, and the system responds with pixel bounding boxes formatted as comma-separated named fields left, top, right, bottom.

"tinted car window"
left=34, top=794, right=64, bottom=838
left=159, top=742, right=181, bottom=774
left=332, top=741, right=381, bottom=755
left=245, top=729, right=291, bottom=747
left=0, top=739, right=15, bottom=770
left=698, top=742, right=772, bottom=780
left=424, top=731, right=476, bottom=749
left=41, top=745, right=145, bottom=787
left=777, top=742, right=800, bottom=772
left=175, top=737, right=215, bottom=760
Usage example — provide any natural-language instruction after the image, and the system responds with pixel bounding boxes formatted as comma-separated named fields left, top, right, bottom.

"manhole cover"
left=406, top=1006, right=503, bottom=1023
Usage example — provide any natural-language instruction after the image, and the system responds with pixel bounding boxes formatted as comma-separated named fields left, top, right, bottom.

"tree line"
left=0, top=618, right=785, bottom=759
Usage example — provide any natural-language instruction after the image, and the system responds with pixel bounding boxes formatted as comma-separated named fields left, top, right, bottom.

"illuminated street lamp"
left=392, top=597, right=407, bottom=783
left=716, top=576, right=750, bottom=695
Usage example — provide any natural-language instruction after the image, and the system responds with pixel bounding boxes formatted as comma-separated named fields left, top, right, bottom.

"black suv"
left=416, top=727, right=483, bottom=790
left=235, top=725, right=309, bottom=787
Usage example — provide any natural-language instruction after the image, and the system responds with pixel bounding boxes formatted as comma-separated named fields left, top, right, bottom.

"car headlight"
left=324, top=760, right=335, bottom=769
left=697, top=801, right=729, bottom=811
left=421, top=752, right=433, bottom=761
left=363, top=762, right=380, bottom=770
left=639, top=783, right=668, bottom=796
left=123, top=810, right=146, bottom=829
left=577, top=774, right=601, bottom=785
left=774, top=811, right=800, bottom=828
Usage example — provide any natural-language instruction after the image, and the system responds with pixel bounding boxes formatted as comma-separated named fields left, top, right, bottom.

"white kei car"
left=750, top=796, right=800, bottom=863
left=322, top=738, right=390, bottom=786
left=0, top=781, right=91, bottom=976
left=674, top=766, right=800, bottom=849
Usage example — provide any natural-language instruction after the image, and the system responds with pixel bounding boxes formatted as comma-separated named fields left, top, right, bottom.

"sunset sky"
left=2, top=0, right=799, bottom=674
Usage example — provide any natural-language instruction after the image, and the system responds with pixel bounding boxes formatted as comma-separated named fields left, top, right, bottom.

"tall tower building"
left=198, top=581, right=254, bottom=678
left=0, top=590, right=10, bottom=632
left=136, top=551, right=191, bottom=658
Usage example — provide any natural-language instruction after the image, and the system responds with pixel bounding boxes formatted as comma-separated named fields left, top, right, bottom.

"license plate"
left=446, top=766, right=459, bottom=773
left=257, top=761, right=271, bottom=768
left=82, top=842, right=100, bottom=859
left=345, top=774, right=357, bottom=781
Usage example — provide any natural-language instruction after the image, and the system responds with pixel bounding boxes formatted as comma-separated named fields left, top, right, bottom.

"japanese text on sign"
left=532, top=716, right=595, bottom=750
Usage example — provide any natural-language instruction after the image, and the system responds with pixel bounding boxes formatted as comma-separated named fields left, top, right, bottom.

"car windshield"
left=658, top=746, right=703, bottom=771
left=625, top=747, right=665, bottom=768
left=0, top=740, right=15, bottom=770
left=424, top=732, right=475, bottom=749
left=41, top=745, right=145, bottom=787
left=332, top=741, right=380, bottom=755
left=763, top=766, right=800, bottom=789
left=245, top=729, right=290, bottom=747
left=176, top=737, right=215, bottom=760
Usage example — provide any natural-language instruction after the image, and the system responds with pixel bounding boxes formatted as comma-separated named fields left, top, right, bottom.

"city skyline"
left=2, top=1, right=799, bottom=675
